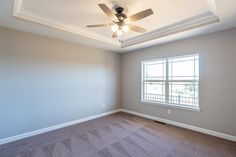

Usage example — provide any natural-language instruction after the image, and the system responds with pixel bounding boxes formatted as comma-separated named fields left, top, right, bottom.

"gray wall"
left=0, top=26, right=120, bottom=139
left=121, top=28, right=236, bottom=136
left=1, top=25, right=236, bottom=140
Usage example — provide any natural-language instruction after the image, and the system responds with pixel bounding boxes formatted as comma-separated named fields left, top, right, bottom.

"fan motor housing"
left=115, top=7, right=127, bottom=21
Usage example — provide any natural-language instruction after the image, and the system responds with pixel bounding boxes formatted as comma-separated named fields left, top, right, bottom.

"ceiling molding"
left=13, top=0, right=121, bottom=47
left=207, top=0, right=218, bottom=15
left=13, top=0, right=219, bottom=49
left=13, top=0, right=22, bottom=14
left=121, top=12, right=219, bottom=48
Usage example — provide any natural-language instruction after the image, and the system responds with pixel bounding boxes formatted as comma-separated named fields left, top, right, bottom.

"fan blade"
left=86, top=24, right=110, bottom=28
left=129, top=25, right=147, bottom=33
left=98, top=4, right=116, bottom=20
left=112, top=32, right=117, bottom=38
left=129, top=9, right=153, bottom=22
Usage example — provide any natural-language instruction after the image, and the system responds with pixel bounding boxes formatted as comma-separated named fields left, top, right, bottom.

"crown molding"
left=121, top=12, right=219, bottom=48
left=13, top=0, right=219, bottom=49
left=207, top=0, right=218, bottom=14
left=13, top=0, right=22, bottom=14
left=13, top=0, right=121, bottom=47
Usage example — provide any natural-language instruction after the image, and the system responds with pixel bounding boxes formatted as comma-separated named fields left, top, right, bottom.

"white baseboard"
left=1, top=108, right=235, bottom=145
left=0, top=109, right=121, bottom=145
left=121, top=109, right=236, bottom=142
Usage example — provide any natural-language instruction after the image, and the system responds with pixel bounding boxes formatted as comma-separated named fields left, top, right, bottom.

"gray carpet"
left=0, top=112, right=235, bottom=157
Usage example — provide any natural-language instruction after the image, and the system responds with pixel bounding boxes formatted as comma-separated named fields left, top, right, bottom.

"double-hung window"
left=141, top=54, right=199, bottom=110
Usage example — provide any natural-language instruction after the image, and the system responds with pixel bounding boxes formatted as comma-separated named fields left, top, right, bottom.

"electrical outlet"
left=168, top=109, right=171, bottom=114
left=102, top=104, right=106, bottom=109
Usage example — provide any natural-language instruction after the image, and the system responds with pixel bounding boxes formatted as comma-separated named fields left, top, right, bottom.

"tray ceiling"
left=20, top=0, right=210, bottom=40
left=13, top=0, right=218, bottom=48
left=0, top=0, right=235, bottom=52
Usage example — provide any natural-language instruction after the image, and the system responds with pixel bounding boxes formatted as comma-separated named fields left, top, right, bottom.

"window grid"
left=142, top=54, right=199, bottom=109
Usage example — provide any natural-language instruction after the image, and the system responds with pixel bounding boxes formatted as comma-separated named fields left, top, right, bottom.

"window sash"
left=142, top=54, right=199, bottom=108
left=142, top=81, right=166, bottom=103
left=168, top=81, right=198, bottom=107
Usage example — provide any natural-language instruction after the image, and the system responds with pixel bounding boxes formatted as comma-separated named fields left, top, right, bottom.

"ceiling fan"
left=86, top=4, right=154, bottom=38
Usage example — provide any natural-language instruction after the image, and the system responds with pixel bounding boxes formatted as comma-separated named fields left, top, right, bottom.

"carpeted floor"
left=0, top=112, right=235, bottom=157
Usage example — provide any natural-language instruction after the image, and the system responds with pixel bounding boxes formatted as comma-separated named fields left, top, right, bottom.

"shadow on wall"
left=0, top=27, right=120, bottom=139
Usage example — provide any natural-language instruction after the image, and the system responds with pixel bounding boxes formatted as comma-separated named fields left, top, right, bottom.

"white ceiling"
left=0, top=0, right=236, bottom=53
left=21, top=0, right=209, bottom=40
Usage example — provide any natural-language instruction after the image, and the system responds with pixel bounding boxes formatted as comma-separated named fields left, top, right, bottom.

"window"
left=142, top=54, right=199, bottom=110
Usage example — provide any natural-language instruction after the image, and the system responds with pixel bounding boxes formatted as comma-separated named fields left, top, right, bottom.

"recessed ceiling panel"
left=21, top=0, right=211, bottom=41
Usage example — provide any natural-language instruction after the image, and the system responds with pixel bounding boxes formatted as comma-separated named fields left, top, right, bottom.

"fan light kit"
left=87, top=4, right=154, bottom=38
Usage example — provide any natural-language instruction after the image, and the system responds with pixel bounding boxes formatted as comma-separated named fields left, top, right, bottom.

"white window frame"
left=141, top=54, right=200, bottom=112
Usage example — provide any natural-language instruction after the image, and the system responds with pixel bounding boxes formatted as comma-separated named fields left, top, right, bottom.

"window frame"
left=141, top=54, right=200, bottom=112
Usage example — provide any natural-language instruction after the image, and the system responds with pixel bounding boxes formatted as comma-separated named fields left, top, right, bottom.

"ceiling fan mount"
left=115, top=7, right=127, bottom=21
left=115, top=7, right=124, bottom=14
left=86, top=4, right=154, bottom=38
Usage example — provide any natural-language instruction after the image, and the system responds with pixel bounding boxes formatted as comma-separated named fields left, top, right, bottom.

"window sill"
left=141, top=100, right=201, bottom=112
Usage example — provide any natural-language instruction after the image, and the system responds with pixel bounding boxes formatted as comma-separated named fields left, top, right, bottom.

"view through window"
left=142, top=54, right=199, bottom=110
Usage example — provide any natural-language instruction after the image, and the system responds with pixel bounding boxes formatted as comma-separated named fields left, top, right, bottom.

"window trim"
left=141, top=54, right=200, bottom=112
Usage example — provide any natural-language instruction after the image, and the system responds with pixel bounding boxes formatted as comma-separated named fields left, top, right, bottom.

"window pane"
left=195, top=58, right=199, bottom=77
left=143, top=82, right=165, bottom=102
left=142, top=54, right=199, bottom=109
left=144, top=60, right=166, bottom=80
left=169, top=55, right=199, bottom=80
left=169, top=82, right=198, bottom=107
